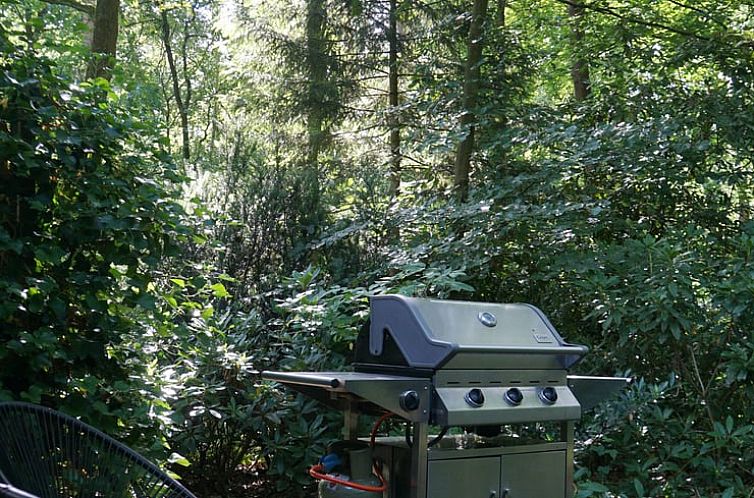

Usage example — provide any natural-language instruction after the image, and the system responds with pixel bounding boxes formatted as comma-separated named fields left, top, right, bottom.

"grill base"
left=372, top=430, right=573, bottom=498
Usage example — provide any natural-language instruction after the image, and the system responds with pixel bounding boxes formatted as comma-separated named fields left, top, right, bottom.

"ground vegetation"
left=1, top=0, right=754, bottom=496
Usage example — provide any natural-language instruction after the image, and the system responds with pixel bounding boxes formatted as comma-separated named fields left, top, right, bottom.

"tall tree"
left=301, top=0, right=330, bottom=226
left=86, top=0, right=119, bottom=80
left=453, top=0, right=489, bottom=201
left=34, top=0, right=117, bottom=80
left=568, top=1, right=590, bottom=100
left=305, top=0, right=327, bottom=171
left=496, top=0, right=506, bottom=27
left=160, top=5, right=192, bottom=160
left=387, top=0, right=401, bottom=196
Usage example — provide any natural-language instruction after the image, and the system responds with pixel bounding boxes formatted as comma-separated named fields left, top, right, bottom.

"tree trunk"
left=496, top=0, right=506, bottom=27
left=569, top=2, right=591, bottom=101
left=453, top=0, right=488, bottom=202
left=304, top=0, right=327, bottom=221
left=306, top=0, right=327, bottom=171
left=160, top=9, right=191, bottom=160
left=388, top=0, right=401, bottom=197
left=86, top=0, right=119, bottom=81
left=180, top=11, right=194, bottom=160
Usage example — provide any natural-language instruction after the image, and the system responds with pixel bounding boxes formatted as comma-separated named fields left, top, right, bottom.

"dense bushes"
left=3, top=4, right=754, bottom=498
left=0, top=34, right=337, bottom=493
left=0, top=33, right=251, bottom=481
left=0, top=32, right=187, bottom=437
left=0, top=32, right=275, bottom=491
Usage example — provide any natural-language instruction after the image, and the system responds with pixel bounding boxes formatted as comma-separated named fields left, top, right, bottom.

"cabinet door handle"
left=501, top=489, right=510, bottom=497
left=489, top=492, right=496, bottom=498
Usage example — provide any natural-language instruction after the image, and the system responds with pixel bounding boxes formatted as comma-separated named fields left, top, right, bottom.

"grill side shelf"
left=567, top=375, right=632, bottom=412
left=261, top=371, right=432, bottom=422
left=261, top=371, right=342, bottom=389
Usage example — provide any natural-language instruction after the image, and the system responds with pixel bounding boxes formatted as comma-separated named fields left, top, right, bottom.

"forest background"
left=1, top=0, right=754, bottom=496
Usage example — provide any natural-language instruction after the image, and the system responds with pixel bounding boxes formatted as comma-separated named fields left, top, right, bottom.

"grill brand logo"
left=533, top=333, right=553, bottom=343
left=477, top=311, right=497, bottom=327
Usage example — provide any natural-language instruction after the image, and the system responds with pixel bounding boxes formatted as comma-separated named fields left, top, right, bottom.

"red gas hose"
left=370, top=412, right=394, bottom=447
left=309, top=463, right=387, bottom=493
left=309, top=412, right=393, bottom=492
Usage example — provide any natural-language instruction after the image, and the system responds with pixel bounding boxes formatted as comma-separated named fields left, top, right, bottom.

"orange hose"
left=309, top=412, right=393, bottom=492
left=370, top=412, right=394, bottom=447
left=309, top=463, right=387, bottom=493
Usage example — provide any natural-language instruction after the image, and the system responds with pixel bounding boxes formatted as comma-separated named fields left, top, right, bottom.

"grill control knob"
left=399, top=390, right=421, bottom=411
left=504, top=388, right=523, bottom=406
left=465, top=388, right=485, bottom=408
left=539, top=387, right=558, bottom=405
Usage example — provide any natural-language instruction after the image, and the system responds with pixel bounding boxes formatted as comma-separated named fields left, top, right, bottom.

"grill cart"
left=263, top=296, right=629, bottom=498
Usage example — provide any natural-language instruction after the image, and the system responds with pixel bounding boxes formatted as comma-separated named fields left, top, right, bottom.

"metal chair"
left=0, top=402, right=197, bottom=498
left=1, top=479, right=39, bottom=498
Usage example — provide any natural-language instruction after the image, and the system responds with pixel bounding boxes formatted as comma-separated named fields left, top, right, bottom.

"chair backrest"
left=0, top=402, right=197, bottom=498
left=0, top=482, right=40, bottom=498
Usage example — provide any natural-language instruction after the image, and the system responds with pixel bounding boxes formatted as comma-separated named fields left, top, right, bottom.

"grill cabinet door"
left=427, top=457, right=500, bottom=498
left=500, top=451, right=566, bottom=498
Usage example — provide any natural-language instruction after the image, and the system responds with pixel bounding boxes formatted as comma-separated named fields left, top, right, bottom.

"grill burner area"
left=263, top=296, right=629, bottom=498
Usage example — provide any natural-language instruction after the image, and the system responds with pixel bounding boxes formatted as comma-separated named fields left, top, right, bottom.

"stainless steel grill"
left=263, top=296, right=629, bottom=498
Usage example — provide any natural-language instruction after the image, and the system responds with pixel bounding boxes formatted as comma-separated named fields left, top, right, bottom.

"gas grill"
left=263, top=296, right=629, bottom=498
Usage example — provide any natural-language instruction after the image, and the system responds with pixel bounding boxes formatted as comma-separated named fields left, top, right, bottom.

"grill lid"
left=356, top=296, right=588, bottom=371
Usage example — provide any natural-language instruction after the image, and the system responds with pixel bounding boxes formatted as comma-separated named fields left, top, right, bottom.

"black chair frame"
left=0, top=402, right=198, bottom=498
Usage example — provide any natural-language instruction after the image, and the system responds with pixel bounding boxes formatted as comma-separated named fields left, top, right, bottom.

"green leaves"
left=170, top=278, right=187, bottom=288
left=0, top=31, right=200, bottom=459
left=574, top=480, right=610, bottom=497
left=168, top=453, right=191, bottom=468
left=209, top=283, right=229, bottom=298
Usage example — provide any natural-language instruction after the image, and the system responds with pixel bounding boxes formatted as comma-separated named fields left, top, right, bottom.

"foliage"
left=192, top=132, right=324, bottom=292
left=0, top=29, right=188, bottom=441
left=140, top=303, right=287, bottom=493
left=3, top=0, right=754, bottom=496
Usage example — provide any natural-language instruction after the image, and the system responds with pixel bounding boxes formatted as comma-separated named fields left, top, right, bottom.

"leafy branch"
left=40, top=0, right=95, bottom=17
left=552, top=0, right=711, bottom=40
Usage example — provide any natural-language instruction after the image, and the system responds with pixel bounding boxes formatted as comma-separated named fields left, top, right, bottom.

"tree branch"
left=551, top=0, right=710, bottom=41
left=41, top=0, right=95, bottom=16
left=663, top=0, right=727, bottom=28
left=161, top=10, right=189, bottom=159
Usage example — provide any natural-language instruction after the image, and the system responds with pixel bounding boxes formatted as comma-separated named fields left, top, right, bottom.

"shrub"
left=0, top=31, right=188, bottom=444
